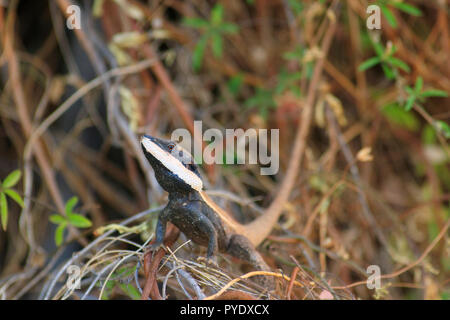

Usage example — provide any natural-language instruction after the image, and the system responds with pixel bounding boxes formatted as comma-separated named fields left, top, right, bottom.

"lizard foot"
left=146, top=242, right=164, bottom=255
left=197, top=256, right=218, bottom=268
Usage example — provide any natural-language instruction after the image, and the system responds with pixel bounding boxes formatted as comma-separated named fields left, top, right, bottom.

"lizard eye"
left=167, top=143, right=175, bottom=151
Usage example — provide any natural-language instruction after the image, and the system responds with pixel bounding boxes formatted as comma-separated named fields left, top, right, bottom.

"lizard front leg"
left=184, top=205, right=219, bottom=265
left=162, top=200, right=220, bottom=265
left=194, top=216, right=219, bottom=266
left=148, top=205, right=171, bottom=252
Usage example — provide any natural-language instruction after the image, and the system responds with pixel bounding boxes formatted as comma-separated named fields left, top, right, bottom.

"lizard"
left=140, top=134, right=286, bottom=288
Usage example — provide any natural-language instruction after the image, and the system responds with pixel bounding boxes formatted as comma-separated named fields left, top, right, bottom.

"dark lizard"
left=141, top=135, right=281, bottom=288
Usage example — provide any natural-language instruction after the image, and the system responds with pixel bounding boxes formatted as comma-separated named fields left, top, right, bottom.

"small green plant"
left=381, top=103, right=420, bottom=131
left=50, top=196, right=92, bottom=246
left=286, top=0, right=304, bottom=16
left=383, top=77, right=449, bottom=139
left=245, top=53, right=304, bottom=119
left=0, top=169, right=24, bottom=231
left=359, top=41, right=409, bottom=79
left=435, top=121, right=450, bottom=139
left=99, top=265, right=140, bottom=300
left=404, top=77, right=450, bottom=138
left=275, top=69, right=302, bottom=96
left=227, top=73, right=244, bottom=95
left=244, top=87, right=276, bottom=120
left=183, top=4, right=239, bottom=71
left=377, top=0, right=422, bottom=28
left=403, top=76, right=448, bottom=111
left=283, top=45, right=314, bottom=80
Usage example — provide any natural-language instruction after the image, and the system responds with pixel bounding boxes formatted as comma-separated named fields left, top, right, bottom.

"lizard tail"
left=243, top=8, right=337, bottom=246
left=242, top=195, right=288, bottom=247
left=242, top=105, right=311, bottom=247
left=200, top=87, right=315, bottom=247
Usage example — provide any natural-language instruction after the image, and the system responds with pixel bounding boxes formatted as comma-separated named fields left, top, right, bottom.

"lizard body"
left=141, top=135, right=281, bottom=286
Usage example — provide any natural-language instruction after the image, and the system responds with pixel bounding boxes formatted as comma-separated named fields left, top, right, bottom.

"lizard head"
left=140, top=135, right=203, bottom=193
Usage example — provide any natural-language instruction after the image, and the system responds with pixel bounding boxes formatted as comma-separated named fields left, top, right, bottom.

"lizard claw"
left=147, top=242, right=164, bottom=254
left=197, top=256, right=218, bottom=268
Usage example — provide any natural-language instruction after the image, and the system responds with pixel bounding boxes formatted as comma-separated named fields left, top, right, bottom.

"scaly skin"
left=141, top=135, right=279, bottom=288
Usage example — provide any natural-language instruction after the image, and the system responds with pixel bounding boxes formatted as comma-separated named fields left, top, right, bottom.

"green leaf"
left=414, top=76, right=423, bottom=93
left=405, top=86, right=414, bottom=95
left=372, top=41, right=385, bottom=57
left=388, top=57, right=410, bottom=72
left=435, top=121, right=450, bottom=138
left=380, top=4, right=397, bottom=28
left=404, top=95, right=416, bottom=111
left=275, top=70, right=302, bottom=95
left=4, top=189, right=24, bottom=208
left=287, top=0, right=304, bottom=15
left=303, top=61, right=314, bottom=79
left=283, top=46, right=304, bottom=61
left=1, top=192, right=8, bottom=231
left=245, top=88, right=273, bottom=107
left=67, top=213, right=92, bottom=228
left=49, top=214, right=67, bottom=225
left=387, top=44, right=398, bottom=55
left=227, top=74, right=244, bottom=95
left=55, top=223, right=67, bottom=246
left=114, top=266, right=135, bottom=278
left=358, top=57, right=381, bottom=71
left=100, top=280, right=115, bottom=300
left=211, top=33, right=223, bottom=58
left=244, top=88, right=276, bottom=120
left=211, top=4, right=224, bottom=26
left=422, top=125, right=436, bottom=145
left=382, top=103, right=419, bottom=131
left=427, top=219, right=439, bottom=243
left=193, top=35, right=209, bottom=71
left=219, top=22, right=239, bottom=34
left=118, top=283, right=141, bottom=300
left=2, top=170, right=22, bottom=188
left=183, top=17, right=209, bottom=29
left=381, top=63, right=395, bottom=79
left=420, top=89, right=448, bottom=98
left=65, top=196, right=78, bottom=215
left=391, top=2, right=422, bottom=16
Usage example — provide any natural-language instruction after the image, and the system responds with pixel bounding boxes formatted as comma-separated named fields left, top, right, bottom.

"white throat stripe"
left=141, top=137, right=203, bottom=191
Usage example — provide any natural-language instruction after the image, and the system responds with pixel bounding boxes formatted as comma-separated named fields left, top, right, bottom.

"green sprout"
left=286, top=0, right=305, bottom=16
left=50, top=196, right=92, bottom=246
left=275, top=69, right=302, bottom=97
left=403, top=76, right=448, bottom=111
left=227, top=73, right=244, bottom=95
left=402, top=76, right=449, bottom=138
left=244, top=87, right=276, bottom=120
left=0, top=170, right=24, bottom=231
left=377, top=0, right=422, bottom=28
left=283, top=45, right=314, bottom=80
left=183, top=4, right=239, bottom=71
left=99, top=265, right=141, bottom=300
left=244, top=49, right=306, bottom=119
left=359, top=41, right=410, bottom=79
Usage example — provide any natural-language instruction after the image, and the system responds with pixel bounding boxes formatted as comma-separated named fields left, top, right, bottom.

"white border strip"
left=141, top=137, right=203, bottom=192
